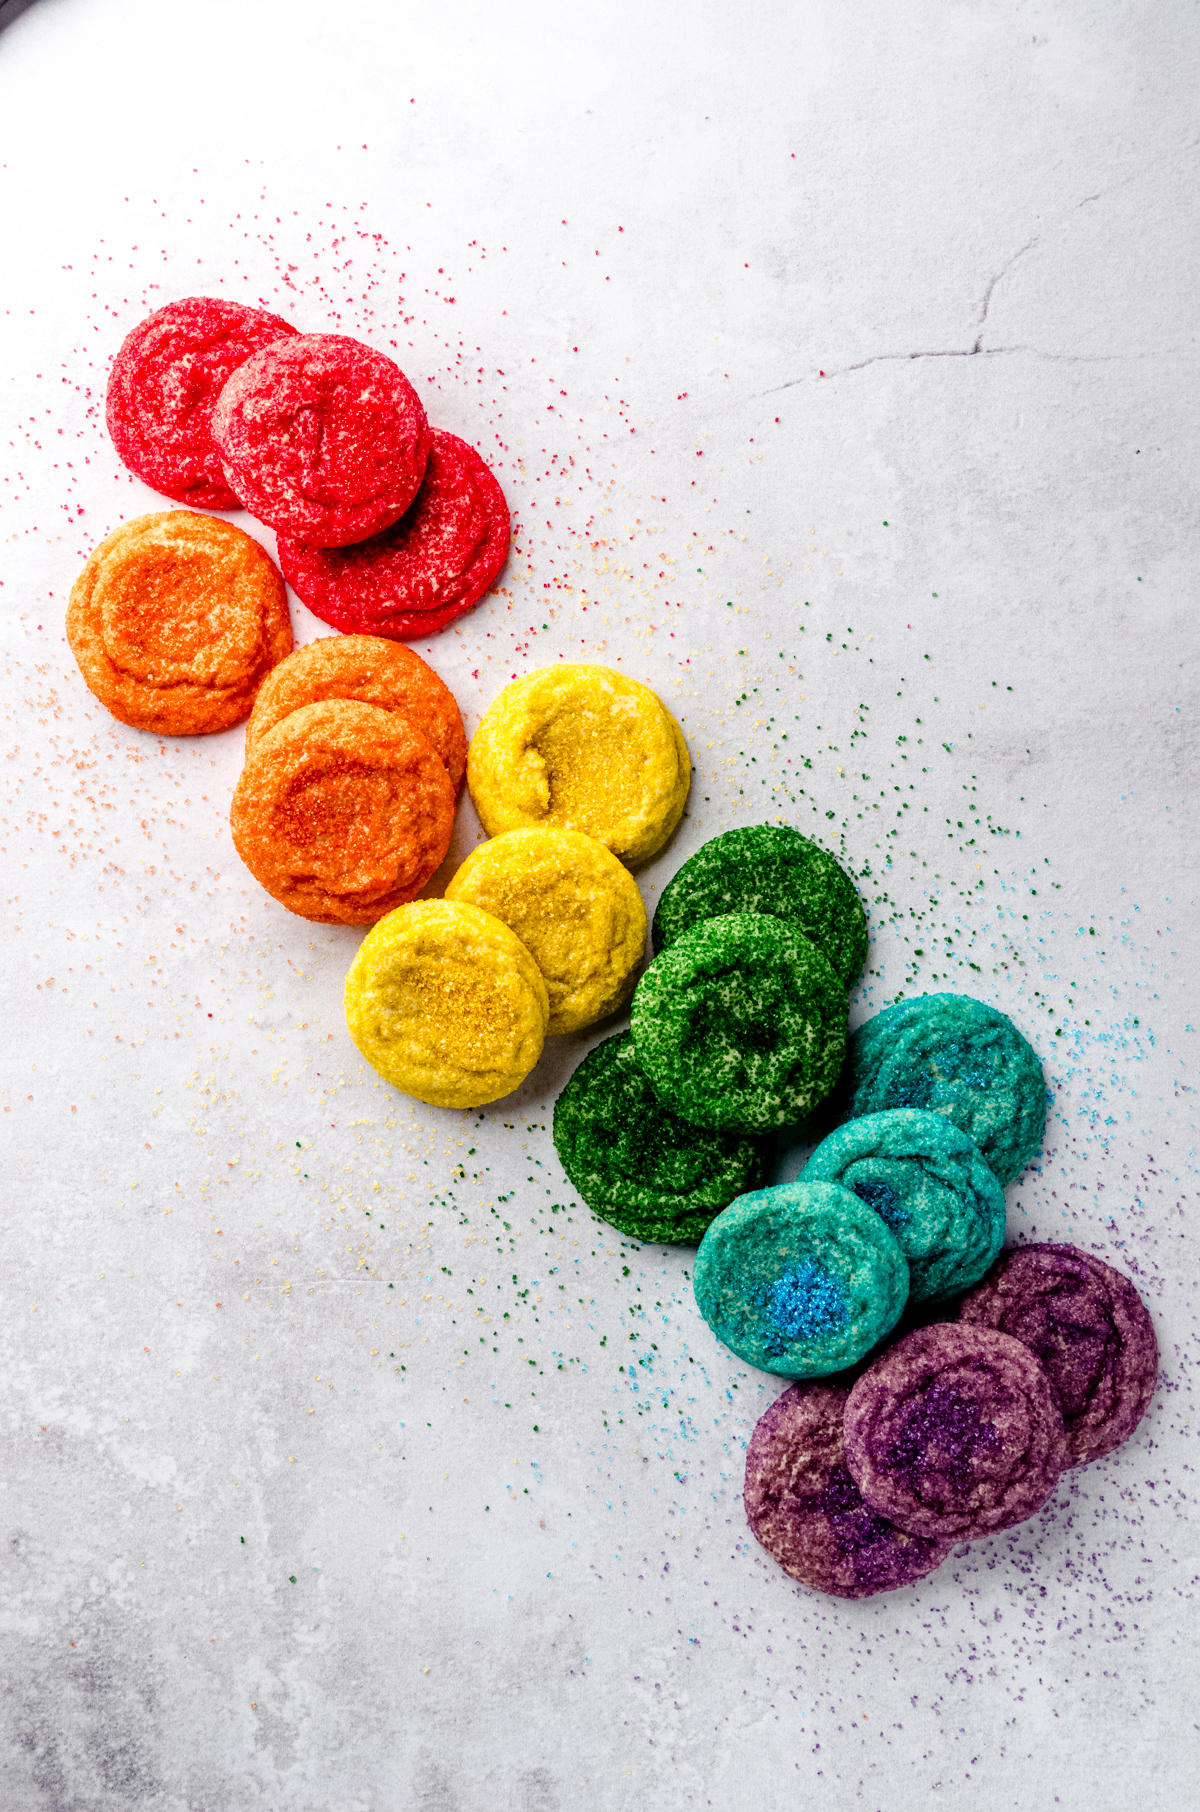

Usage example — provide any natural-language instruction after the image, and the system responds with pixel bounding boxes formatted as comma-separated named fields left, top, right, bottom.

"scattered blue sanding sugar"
left=763, top=1258, right=849, bottom=1342
left=852, top=1179, right=909, bottom=1231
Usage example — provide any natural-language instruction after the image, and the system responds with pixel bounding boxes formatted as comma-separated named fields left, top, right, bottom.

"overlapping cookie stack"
left=344, top=662, right=691, bottom=1107
left=745, top=1246, right=1157, bottom=1599
left=69, top=295, right=512, bottom=740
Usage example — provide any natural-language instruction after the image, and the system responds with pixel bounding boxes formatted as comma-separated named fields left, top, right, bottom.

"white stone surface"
left=0, top=1, right=1197, bottom=1806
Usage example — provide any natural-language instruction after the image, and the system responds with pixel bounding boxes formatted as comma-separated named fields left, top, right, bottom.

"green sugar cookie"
left=803, top=1108, right=1007, bottom=1302
left=693, top=1180, right=909, bottom=1376
left=630, top=912, right=848, bottom=1134
left=841, top=993, right=1046, bottom=1186
left=651, top=823, right=867, bottom=991
left=553, top=1032, right=775, bottom=1244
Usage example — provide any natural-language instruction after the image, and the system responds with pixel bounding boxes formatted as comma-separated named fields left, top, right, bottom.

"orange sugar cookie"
left=230, top=698, right=456, bottom=924
left=245, top=634, right=467, bottom=792
left=66, top=511, right=292, bottom=736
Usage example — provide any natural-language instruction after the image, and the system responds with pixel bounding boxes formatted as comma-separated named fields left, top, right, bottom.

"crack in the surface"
left=766, top=134, right=1200, bottom=394
left=763, top=345, right=1136, bottom=391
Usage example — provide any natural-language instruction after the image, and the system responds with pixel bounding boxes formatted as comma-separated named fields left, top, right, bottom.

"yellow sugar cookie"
left=445, top=827, right=647, bottom=1035
left=466, top=664, right=690, bottom=868
left=344, top=900, right=549, bottom=1109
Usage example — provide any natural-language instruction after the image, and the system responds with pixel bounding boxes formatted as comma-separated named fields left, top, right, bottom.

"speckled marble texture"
left=1, top=2, right=1197, bottom=1808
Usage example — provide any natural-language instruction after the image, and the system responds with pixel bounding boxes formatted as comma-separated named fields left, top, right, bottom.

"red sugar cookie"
left=277, top=429, right=509, bottom=639
left=105, top=297, right=296, bottom=510
left=211, top=334, right=431, bottom=547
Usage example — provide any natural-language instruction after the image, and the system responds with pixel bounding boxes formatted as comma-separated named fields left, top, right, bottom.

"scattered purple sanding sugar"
left=959, top=1243, right=1158, bottom=1466
left=744, top=1381, right=954, bottom=1598
left=843, top=1323, right=1067, bottom=1540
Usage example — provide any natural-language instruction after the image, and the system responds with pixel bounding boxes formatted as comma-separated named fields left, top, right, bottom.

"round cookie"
left=445, top=828, right=646, bottom=1034
left=552, top=1032, right=774, bottom=1244
left=692, top=1180, right=909, bottom=1376
left=278, top=430, right=509, bottom=639
left=630, top=913, right=847, bottom=1133
left=230, top=699, right=455, bottom=924
left=959, top=1243, right=1157, bottom=1467
left=840, top=993, right=1046, bottom=1186
left=652, top=824, right=867, bottom=992
left=843, top=1323, right=1067, bottom=1540
left=803, top=1108, right=1007, bottom=1303
left=211, top=334, right=431, bottom=546
left=467, top=665, right=690, bottom=869
left=345, top=900, right=549, bottom=1109
left=745, top=1382, right=955, bottom=1597
left=67, top=511, right=292, bottom=736
left=245, top=635, right=467, bottom=793
left=106, top=297, right=296, bottom=510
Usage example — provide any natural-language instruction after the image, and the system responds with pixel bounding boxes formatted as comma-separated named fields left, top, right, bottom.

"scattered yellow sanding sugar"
left=344, top=899, right=549, bottom=1108
left=465, top=663, right=690, bottom=867
left=445, top=826, right=647, bottom=1034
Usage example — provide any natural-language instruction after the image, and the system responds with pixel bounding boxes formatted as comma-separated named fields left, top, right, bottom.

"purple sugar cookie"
left=959, top=1243, right=1157, bottom=1466
left=843, top=1323, right=1067, bottom=1540
left=745, top=1382, right=954, bottom=1598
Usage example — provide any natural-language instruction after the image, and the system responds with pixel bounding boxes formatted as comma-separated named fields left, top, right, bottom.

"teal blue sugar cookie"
left=552, top=1032, right=775, bottom=1245
left=803, top=1109, right=1006, bottom=1302
left=651, top=823, right=867, bottom=991
left=693, top=1180, right=909, bottom=1377
left=630, top=912, right=847, bottom=1134
left=841, top=993, right=1046, bottom=1187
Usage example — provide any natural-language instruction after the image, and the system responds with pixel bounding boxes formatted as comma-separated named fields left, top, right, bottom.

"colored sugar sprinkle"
left=763, top=1259, right=849, bottom=1342
left=852, top=1179, right=908, bottom=1230
left=887, top=1383, right=1000, bottom=1490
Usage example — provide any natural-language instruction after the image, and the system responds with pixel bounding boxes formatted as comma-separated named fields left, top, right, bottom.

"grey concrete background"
left=1, top=1, right=1197, bottom=1806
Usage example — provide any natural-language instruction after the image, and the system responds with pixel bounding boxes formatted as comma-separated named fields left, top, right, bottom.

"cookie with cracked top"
left=745, top=1381, right=954, bottom=1597
left=839, top=992, right=1046, bottom=1186
left=958, top=1242, right=1157, bottom=1466
left=106, top=296, right=296, bottom=509
left=278, top=429, right=508, bottom=638
left=652, top=823, right=867, bottom=992
left=211, top=333, right=430, bottom=546
left=843, top=1322, right=1067, bottom=1539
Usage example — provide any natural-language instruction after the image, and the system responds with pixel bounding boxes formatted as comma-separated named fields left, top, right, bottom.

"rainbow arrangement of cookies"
left=342, top=663, right=689, bottom=1107
left=69, top=297, right=511, bottom=738
left=549, top=819, right=1158, bottom=1598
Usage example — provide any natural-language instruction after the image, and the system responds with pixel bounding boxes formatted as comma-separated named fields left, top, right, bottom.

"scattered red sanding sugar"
left=211, top=333, right=431, bottom=546
left=105, top=296, right=297, bottom=509
left=277, top=429, right=509, bottom=640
